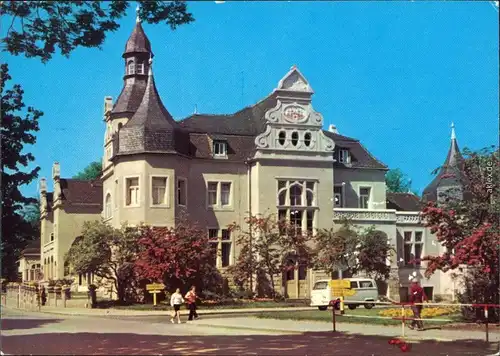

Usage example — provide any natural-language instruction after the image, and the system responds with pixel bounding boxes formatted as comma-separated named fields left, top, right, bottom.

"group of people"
left=169, top=286, right=199, bottom=324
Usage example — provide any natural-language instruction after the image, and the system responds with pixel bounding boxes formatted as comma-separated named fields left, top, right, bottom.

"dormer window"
left=127, top=61, right=135, bottom=75
left=136, top=62, right=145, bottom=75
left=213, top=141, right=227, bottom=158
left=338, top=149, right=350, bottom=163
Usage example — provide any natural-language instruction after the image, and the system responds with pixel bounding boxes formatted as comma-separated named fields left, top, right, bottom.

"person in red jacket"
left=408, top=278, right=427, bottom=330
left=185, top=286, right=199, bottom=321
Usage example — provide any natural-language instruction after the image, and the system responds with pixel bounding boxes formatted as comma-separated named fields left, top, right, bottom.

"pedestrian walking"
left=170, top=288, right=184, bottom=324
left=185, top=286, right=199, bottom=321
left=408, top=278, right=428, bottom=331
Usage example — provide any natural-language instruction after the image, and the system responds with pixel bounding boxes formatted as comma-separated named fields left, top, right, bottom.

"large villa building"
left=31, top=19, right=467, bottom=301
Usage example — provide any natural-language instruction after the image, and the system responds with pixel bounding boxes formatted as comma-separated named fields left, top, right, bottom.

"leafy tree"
left=65, top=220, right=139, bottom=303
left=134, top=220, right=221, bottom=296
left=73, top=161, right=102, bottom=180
left=385, top=168, right=417, bottom=195
left=1, top=1, right=195, bottom=63
left=227, top=213, right=313, bottom=298
left=421, top=146, right=500, bottom=321
left=21, top=199, right=41, bottom=236
left=1, top=63, right=43, bottom=280
left=313, top=220, right=393, bottom=282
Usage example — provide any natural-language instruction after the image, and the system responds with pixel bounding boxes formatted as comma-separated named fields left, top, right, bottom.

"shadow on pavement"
left=1, top=318, right=61, bottom=331
left=1, top=331, right=498, bottom=356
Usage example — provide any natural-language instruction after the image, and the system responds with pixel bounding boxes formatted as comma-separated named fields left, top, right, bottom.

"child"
left=170, top=288, right=184, bottom=324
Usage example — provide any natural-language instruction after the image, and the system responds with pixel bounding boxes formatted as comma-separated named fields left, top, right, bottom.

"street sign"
left=329, top=280, right=350, bottom=289
left=146, top=283, right=165, bottom=291
left=331, top=288, right=356, bottom=297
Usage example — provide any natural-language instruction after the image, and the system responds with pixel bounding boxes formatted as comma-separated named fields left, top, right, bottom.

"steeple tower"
left=110, top=6, right=153, bottom=118
left=422, top=123, right=465, bottom=204
left=117, top=57, right=182, bottom=155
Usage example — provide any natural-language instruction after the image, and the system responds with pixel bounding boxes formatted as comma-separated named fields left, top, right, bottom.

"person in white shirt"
left=170, top=288, right=184, bottom=324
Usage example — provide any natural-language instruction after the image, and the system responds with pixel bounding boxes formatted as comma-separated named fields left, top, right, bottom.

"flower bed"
left=379, top=306, right=460, bottom=318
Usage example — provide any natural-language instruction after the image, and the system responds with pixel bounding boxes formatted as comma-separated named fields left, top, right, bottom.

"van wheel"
left=364, top=303, right=375, bottom=309
left=318, top=306, right=328, bottom=311
left=348, top=304, right=357, bottom=310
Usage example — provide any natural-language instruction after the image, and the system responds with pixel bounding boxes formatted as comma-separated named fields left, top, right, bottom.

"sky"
left=4, top=1, right=499, bottom=199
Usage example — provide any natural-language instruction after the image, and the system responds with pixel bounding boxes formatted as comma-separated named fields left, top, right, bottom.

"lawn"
left=105, top=299, right=310, bottom=311
left=255, top=308, right=463, bottom=326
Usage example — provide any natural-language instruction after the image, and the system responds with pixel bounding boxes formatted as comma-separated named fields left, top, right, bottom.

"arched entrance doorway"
left=282, top=254, right=308, bottom=299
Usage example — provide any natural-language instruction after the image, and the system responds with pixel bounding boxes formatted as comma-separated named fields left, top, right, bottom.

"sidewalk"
left=5, top=303, right=314, bottom=317
left=191, top=316, right=500, bottom=343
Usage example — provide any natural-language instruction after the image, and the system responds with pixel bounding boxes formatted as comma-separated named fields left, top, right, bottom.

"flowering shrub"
left=379, top=306, right=459, bottom=318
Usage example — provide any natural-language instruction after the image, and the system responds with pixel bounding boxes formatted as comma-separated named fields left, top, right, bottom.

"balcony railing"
left=333, top=208, right=421, bottom=225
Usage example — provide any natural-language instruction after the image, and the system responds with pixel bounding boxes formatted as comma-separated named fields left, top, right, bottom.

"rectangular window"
left=207, top=182, right=218, bottom=206
left=128, top=62, right=135, bottom=75
left=221, top=229, right=231, bottom=267
left=50, top=233, right=54, bottom=242
left=177, top=178, right=187, bottom=206
left=414, top=243, right=423, bottom=266
left=220, top=182, right=231, bottom=207
left=208, top=229, right=219, bottom=267
left=338, top=149, right=349, bottom=163
left=404, top=231, right=412, bottom=242
left=404, top=244, right=412, bottom=265
left=359, top=187, right=370, bottom=209
left=306, top=210, right=314, bottom=232
left=334, top=186, right=343, bottom=207
left=213, top=141, right=227, bottom=157
left=152, top=177, right=167, bottom=205
left=415, top=231, right=423, bottom=242
left=136, top=62, right=144, bottom=75
left=126, top=177, right=139, bottom=206
left=290, top=210, right=302, bottom=235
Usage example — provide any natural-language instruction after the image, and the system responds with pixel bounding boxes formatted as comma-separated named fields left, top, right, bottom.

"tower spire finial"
left=136, top=4, right=141, bottom=23
left=451, top=122, right=456, bottom=140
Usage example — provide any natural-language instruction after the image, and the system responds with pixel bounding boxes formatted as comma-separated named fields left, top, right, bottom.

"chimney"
left=39, top=178, right=47, bottom=194
left=104, top=96, right=113, bottom=115
left=52, top=162, right=60, bottom=181
left=328, top=124, right=338, bottom=134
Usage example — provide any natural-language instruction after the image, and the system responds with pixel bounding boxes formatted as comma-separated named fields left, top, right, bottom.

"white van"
left=310, top=278, right=379, bottom=311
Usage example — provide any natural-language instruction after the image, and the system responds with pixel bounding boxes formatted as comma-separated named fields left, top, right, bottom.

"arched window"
left=304, top=132, right=312, bottom=147
left=276, top=180, right=317, bottom=234
left=105, top=193, right=112, bottom=219
left=291, top=131, right=299, bottom=146
left=278, top=131, right=286, bottom=146
left=127, top=61, right=135, bottom=75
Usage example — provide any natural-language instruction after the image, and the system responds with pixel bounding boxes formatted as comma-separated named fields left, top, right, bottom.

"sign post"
left=329, top=280, right=354, bottom=315
left=146, top=283, right=165, bottom=306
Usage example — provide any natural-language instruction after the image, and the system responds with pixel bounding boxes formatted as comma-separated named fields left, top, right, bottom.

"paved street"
left=2, top=307, right=500, bottom=355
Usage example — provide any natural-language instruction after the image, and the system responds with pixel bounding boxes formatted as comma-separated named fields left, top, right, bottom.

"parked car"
left=310, top=277, right=379, bottom=311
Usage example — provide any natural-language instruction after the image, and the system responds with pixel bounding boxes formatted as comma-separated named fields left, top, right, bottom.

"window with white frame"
left=206, top=181, right=232, bottom=208
left=338, top=149, right=350, bottom=163
left=359, top=187, right=371, bottom=209
left=213, top=141, right=227, bottom=157
left=208, top=228, right=232, bottom=268
left=277, top=180, right=317, bottom=234
left=126, top=177, right=140, bottom=206
left=136, top=62, right=145, bottom=75
left=127, top=61, right=135, bottom=75
left=104, top=193, right=112, bottom=219
left=403, top=231, right=424, bottom=266
left=334, top=186, right=344, bottom=208
left=177, top=178, right=187, bottom=206
left=152, top=177, right=168, bottom=205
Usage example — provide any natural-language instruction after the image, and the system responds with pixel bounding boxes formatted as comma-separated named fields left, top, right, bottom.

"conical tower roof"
left=422, top=123, right=465, bottom=202
left=123, top=9, right=153, bottom=57
left=117, top=59, right=180, bottom=154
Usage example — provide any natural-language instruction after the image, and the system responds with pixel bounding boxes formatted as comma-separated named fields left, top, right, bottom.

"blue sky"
left=4, top=1, right=499, bottom=198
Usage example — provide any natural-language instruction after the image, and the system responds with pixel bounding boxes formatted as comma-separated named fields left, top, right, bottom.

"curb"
left=190, top=322, right=303, bottom=335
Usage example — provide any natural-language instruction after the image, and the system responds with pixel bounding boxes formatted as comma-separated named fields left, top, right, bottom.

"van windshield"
left=313, top=281, right=328, bottom=290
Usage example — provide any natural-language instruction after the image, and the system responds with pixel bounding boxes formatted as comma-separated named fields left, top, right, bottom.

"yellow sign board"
left=146, top=283, right=165, bottom=291
left=329, top=280, right=351, bottom=289
left=331, top=288, right=357, bottom=297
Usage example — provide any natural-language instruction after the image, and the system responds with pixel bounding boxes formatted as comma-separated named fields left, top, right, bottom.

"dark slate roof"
left=21, top=240, right=41, bottom=256
left=123, top=21, right=152, bottom=56
left=386, top=192, right=422, bottom=212
left=179, top=94, right=386, bottom=169
left=422, top=134, right=465, bottom=202
left=111, top=80, right=147, bottom=117
left=324, top=131, right=388, bottom=170
left=117, top=64, right=185, bottom=155
left=59, top=179, right=103, bottom=214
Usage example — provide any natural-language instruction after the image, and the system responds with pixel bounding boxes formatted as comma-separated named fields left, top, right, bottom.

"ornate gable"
left=253, top=66, right=334, bottom=161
